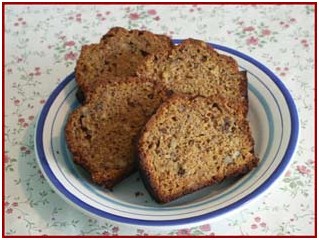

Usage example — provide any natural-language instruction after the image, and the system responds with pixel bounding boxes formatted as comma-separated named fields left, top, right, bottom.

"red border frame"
left=314, top=2, right=317, bottom=238
left=2, top=2, right=317, bottom=238
left=1, top=2, right=317, bottom=4
left=2, top=2, right=6, bottom=238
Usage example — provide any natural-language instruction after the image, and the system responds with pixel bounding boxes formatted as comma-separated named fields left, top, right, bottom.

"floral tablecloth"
left=4, top=4, right=315, bottom=236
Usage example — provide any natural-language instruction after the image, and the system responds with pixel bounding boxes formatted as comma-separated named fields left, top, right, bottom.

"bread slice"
left=65, top=77, right=165, bottom=188
left=75, top=27, right=173, bottom=101
left=137, top=39, right=248, bottom=112
left=138, top=95, right=258, bottom=203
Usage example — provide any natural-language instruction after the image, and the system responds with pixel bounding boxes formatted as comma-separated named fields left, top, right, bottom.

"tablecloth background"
left=4, top=4, right=315, bottom=236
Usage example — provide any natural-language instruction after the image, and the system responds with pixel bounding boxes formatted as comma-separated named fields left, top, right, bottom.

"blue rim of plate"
left=35, top=40, right=299, bottom=226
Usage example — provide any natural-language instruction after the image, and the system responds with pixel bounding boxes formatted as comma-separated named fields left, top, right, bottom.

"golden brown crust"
left=138, top=95, right=258, bottom=203
left=100, top=27, right=173, bottom=47
left=239, top=71, right=249, bottom=113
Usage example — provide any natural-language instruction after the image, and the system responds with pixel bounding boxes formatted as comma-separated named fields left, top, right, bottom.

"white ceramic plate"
left=35, top=40, right=299, bottom=227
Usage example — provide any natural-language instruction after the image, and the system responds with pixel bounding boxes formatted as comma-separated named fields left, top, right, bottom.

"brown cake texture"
left=75, top=27, right=173, bottom=101
left=137, top=38, right=248, bottom=113
left=65, top=77, right=165, bottom=188
left=138, top=94, right=258, bottom=203
left=66, top=30, right=258, bottom=199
